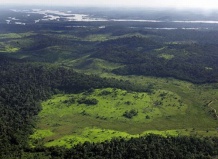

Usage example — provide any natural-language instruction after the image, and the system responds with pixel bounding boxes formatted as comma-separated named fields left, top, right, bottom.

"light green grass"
left=63, top=57, right=123, bottom=74
left=44, top=128, right=139, bottom=148
left=40, top=88, right=187, bottom=122
left=0, top=33, right=22, bottom=39
left=44, top=128, right=218, bottom=148
left=0, top=43, right=20, bottom=53
left=0, top=32, right=35, bottom=39
left=0, top=32, right=35, bottom=53
left=85, top=34, right=111, bottom=41
left=30, top=83, right=218, bottom=148
left=30, top=129, right=54, bottom=139
left=31, top=87, right=208, bottom=148
left=158, top=54, right=174, bottom=60
left=29, top=129, right=54, bottom=147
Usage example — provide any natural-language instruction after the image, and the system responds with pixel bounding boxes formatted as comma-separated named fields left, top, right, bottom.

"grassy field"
left=0, top=33, right=33, bottom=39
left=0, top=32, right=35, bottom=54
left=0, top=42, right=20, bottom=53
left=30, top=86, right=218, bottom=148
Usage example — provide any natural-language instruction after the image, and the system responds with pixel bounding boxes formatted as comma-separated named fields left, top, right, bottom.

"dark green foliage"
left=99, top=90, right=112, bottom=96
left=63, top=97, right=75, bottom=104
left=145, top=115, right=150, bottom=119
left=124, top=101, right=132, bottom=105
left=77, top=98, right=99, bottom=105
left=97, top=36, right=161, bottom=51
left=123, top=109, right=138, bottom=119
left=2, top=18, right=218, bottom=83
left=91, top=36, right=161, bottom=64
left=54, top=36, right=218, bottom=83
left=13, top=135, right=218, bottom=159
left=91, top=35, right=218, bottom=83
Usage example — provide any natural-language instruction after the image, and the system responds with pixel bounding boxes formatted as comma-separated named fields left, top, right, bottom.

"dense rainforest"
left=1, top=8, right=218, bottom=158
left=92, top=36, right=218, bottom=83
left=2, top=23, right=218, bottom=83
left=20, top=135, right=218, bottom=158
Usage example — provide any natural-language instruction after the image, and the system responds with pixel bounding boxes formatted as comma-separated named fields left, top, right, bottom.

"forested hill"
left=1, top=23, right=218, bottom=83
left=92, top=37, right=218, bottom=83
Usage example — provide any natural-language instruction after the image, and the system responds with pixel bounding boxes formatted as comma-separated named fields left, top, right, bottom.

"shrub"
left=77, top=98, right=98, bottom=105
left=123, top=109, right=138, bottom=118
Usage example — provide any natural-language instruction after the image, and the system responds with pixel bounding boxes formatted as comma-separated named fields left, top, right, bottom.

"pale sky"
left=1, top=0, right=218, bottom=9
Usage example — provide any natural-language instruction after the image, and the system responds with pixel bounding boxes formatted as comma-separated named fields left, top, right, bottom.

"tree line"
left=13, top=135, right=218, bottom=159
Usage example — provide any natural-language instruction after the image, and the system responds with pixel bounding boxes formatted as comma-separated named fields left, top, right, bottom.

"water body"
left=4, top=9, right=218, bottom=29
left=10, top=9, right=218, bottom=23
left=144, top=27, right=208, bottom=30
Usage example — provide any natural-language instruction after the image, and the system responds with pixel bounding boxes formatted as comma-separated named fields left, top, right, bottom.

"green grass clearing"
left=29, top=87, right=218, bottom=148
left=0, top=42, right=20, bottom=53
left=158, top=54, right=174, bottom=60
left=0, top=32, right=35, bottom=39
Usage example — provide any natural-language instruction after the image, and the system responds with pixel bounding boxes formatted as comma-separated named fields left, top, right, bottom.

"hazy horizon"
left=1, top=0, right=218, bottom=10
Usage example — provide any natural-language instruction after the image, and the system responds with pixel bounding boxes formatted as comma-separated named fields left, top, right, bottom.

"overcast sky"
left=1, top=0, right=218, bottom=9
